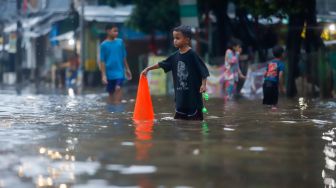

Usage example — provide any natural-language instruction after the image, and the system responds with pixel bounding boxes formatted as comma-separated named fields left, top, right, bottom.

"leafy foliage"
left=98, top=0, right=133, bottom=6
left=129, top=0, right=180, bottom=33
left=234, top=0, right=307, bottom=18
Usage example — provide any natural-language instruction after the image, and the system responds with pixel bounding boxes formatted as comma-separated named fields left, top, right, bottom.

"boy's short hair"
left=105, top=23, right=118, bottom=31
left=173, top=25, right=192, bottom=39
left=227, top=38, right=242, bottom=49
left=272, top=45, right=284, bottom=58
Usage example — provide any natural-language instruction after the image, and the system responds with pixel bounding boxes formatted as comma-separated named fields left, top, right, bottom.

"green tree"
left=129, top=0, right=180, bottom=54
left=231, top=0, right=323, bottom=97
left=197, top=0, right=280, bottom=59
left=98, top=0, right=133, bottom=6
left=286, top=0, right=324, bottom=97
left=197, top=0, right=231, bottom=56
left=129, top=0, right=325, bottom=97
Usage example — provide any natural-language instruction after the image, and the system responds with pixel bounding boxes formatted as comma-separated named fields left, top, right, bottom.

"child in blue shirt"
left=100, top=24, right=132, bottom=104
left=263, top=45, right=286, bottom=109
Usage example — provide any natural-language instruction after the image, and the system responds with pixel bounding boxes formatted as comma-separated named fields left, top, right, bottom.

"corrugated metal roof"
left=0, top=0, right=17, bottom=22
left=0, top=0, right=71, bottom=22
left=2, top=0, right=71, bottom=36
left=83, top=5, right=134, bottom=23
left=317, top=0, right=336, bottom=14
left=47, top=0, right=71, bottom=12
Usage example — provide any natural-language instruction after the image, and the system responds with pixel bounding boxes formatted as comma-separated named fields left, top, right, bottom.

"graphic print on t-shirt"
left=177, top=61, right=189, bottom=91
left=266, top=62, right=278, bottom=78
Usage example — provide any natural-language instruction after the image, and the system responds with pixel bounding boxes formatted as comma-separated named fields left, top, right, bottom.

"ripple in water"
left=106, top=164, right=157, bottom=175
left=322, top=128, right=336, bottom=187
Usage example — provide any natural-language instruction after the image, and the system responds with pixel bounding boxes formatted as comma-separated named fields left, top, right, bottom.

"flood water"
left=0, top=91, right=335, bottom=188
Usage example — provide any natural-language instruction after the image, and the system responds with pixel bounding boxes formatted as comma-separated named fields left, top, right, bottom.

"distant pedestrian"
left=99, top=24, right=132, bottom=104
left=220, top=38, right=246, bottom=100
left=66, top=53, right=80, bottom=89
left=59, top=53, right=80, bottom=94
left=142, top=25, right=210, bottom=121
left=263, top=45, right=286, bottom=109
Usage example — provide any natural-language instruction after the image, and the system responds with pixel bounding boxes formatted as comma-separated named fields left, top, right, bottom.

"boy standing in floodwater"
left=263, top=45, right=286, bottom=109
left=100, top=24, right=132, bottom=104
left=142, top=25, right=210, bottom=121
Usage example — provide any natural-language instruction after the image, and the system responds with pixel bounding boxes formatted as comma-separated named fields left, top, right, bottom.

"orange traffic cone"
left=133, top=75, right=155, bottom=121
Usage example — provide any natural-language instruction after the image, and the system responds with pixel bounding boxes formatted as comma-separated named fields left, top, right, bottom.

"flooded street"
left=0, top=91, right=335, bottom=188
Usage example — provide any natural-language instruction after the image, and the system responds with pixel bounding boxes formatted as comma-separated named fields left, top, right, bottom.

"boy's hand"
left=200, top=84, right=207, bottom=93
left=237, top=46, right=242, bottom=54
left=102, top=75, right=108, bottom=85
left=141, top=68, right=149, bottom=76
left=126, top=69, right=132, bottom=80
left=281, top=87, right=287, bottom=94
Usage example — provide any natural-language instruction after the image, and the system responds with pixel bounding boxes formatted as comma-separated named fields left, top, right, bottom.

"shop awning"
left=4, top=13, right=68, bottom=38
left=81, top=5, right=134, bottom=23
left=50, top=31, right=74, bottom=42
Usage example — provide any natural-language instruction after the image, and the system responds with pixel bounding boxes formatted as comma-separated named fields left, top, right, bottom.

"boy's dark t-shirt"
left=158, top=49, right=210, bottom=115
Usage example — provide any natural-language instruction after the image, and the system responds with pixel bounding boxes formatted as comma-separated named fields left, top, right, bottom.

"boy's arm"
left=59, top=61, right=70, bottom=69
left=124, top=58, right=132, bottom=80
left=100, top=61, right=108, bottom=85
left=200, top=78, right=207, bottom=93
left=142, top=64, right=160, bottom=76
left=99, top=44, right=108, bottom=84
left=238, top=67, right=246, bottom=79
left=279, top=71, right=286, bottom=94
left=225, top=50, right=236, bottom=64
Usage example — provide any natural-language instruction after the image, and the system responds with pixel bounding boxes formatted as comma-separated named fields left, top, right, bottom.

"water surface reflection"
left=0, top=94, right=334, bottom=187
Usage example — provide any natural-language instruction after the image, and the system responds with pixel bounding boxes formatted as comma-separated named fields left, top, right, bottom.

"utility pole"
left=0, top=22, right=4, bottom=82
left=178, top=0, right=202, bottom=54
left=207, top=13, right=213, bottom=58
left=16, top=0, right=22, bottom=92
left=70, top=1, right=79, bottom=54
left=79, top=0, right=85, bottom=92
left=80, top=0, right=85, bottom=66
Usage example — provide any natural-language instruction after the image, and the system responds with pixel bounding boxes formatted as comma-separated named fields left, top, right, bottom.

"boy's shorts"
left=106, top=79, right=124, bottom=94
left=66, top=70, right=78, bottom=89
left=174, top=109, right=204, bottom=121
left=263, top=80, right=279, bottom=105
